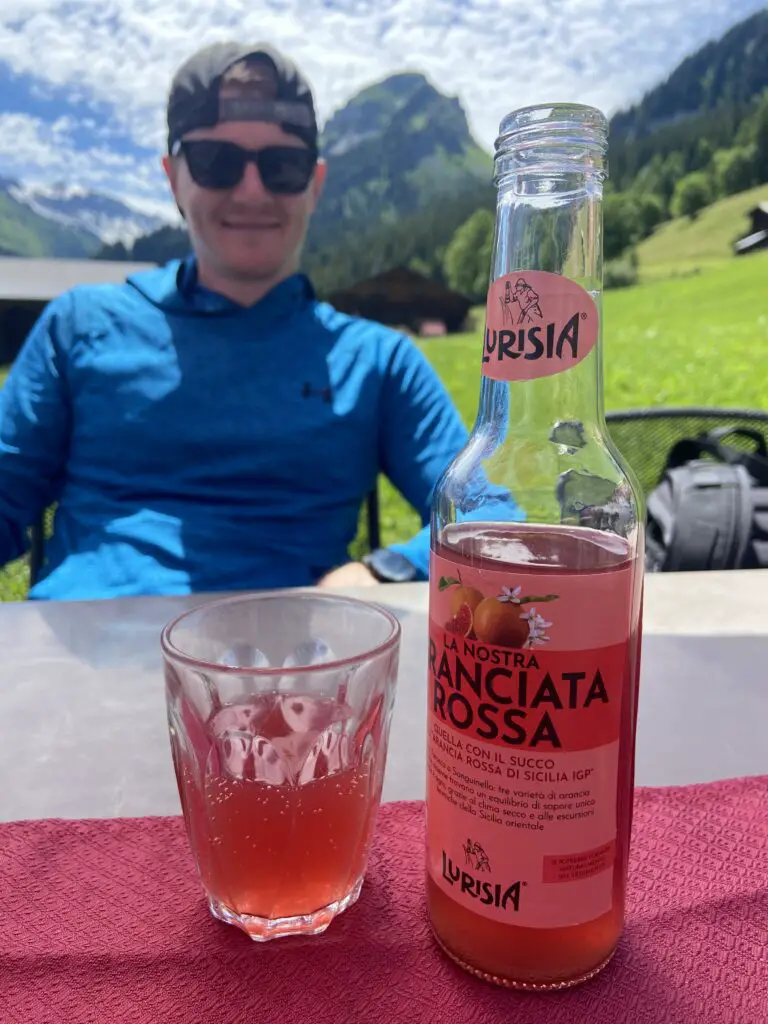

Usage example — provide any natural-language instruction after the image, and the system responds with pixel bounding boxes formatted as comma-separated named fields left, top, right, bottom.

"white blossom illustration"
left=521, top=607, right=553, bottom=647
left=498, top=585, right=522, bottom=604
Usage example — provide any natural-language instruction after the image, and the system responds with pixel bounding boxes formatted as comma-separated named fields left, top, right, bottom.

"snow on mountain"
left=6, top=181, right=170, bottom=245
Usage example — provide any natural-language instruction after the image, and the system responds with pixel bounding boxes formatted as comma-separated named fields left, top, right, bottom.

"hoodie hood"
left=125, top=259, right=196, bottom=314
left=125, top=256, right=315, bottom=318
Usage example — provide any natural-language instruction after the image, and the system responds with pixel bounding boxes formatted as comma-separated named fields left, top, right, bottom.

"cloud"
left=0, top=0, right=765, bottom=195
left=0, top=111, right=177, bottom=217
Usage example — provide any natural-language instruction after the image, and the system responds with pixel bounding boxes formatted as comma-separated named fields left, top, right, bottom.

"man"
left=0, top=42, right=471, bottom=600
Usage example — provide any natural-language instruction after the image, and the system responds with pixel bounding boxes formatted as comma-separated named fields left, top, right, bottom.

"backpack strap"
left=665, top=427, right=768, bottom=486
left=646, top=462, right=753, bottom=571
left=705, top=426, right=768, bottom=485
left=706, top=425, right=767, bottom=458
left=748, top=483, right=768, bottom=569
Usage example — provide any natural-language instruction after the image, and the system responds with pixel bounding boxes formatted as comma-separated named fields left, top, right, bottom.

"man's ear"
left=161, top=153, right=177, bottom=194
left=310, top=158, right=327, bottom=207
left=161, top=154, right=186, bottom=221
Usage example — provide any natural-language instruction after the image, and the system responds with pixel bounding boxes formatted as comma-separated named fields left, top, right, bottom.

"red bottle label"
left=482, top=270, right=599, bottom=381
left=426, top=550, right=633, bottom=929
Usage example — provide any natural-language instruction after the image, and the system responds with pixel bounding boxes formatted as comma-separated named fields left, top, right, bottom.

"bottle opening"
left=494, top=103, right=608, bottom=183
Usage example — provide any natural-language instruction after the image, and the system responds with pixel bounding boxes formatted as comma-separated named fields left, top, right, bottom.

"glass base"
left=433, top=931, right=616, bottom=991
left=207, top=877, right=364, bottom=942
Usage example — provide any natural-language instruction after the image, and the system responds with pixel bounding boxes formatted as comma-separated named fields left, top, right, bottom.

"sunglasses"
left=174, top=140, right=317, bottom=194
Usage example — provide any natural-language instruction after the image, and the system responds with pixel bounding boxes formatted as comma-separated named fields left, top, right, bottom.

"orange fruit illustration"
left=445, top=602, right=474, bottom=637
left=449, top=585, right=484, bottom=617
left=472, top=597, right=529, bottom=648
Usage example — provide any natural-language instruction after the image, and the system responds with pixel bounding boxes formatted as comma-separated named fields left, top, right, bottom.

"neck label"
left=482, top=271, right=599, bottom=382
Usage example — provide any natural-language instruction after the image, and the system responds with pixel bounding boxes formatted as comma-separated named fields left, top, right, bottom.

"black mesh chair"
left=605, top=407, right=768, bottom=497
left=28, top=509, right=51, bottom=589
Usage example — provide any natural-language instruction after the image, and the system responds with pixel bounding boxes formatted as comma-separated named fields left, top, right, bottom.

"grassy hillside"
left=2, top=249, right=767, bottom=598
left=0, top=190, right=100, bottom=257
left=636, top=183, right=768, bottom=279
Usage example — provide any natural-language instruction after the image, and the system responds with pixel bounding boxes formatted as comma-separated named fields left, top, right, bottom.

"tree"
left=693, top=137, right=714, bottom=172
left=671, top=172, right=713, bottom=220
left=630, top=193, right=665, bottom=238
left=442, top=209, right=494, bottom=301
left=659, top=153, right=686, bottom=208
left=713, top=145, right=756, bottom=195
left=754, top=94, right=768, bottom=183
left=132, top=225, right=189, bottom=263
left=95, top=240, right=130, bottom=261
left=603, top=192, right=637, bottom=260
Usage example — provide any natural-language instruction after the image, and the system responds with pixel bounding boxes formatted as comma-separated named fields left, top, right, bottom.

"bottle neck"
left=475, top=170, right=604, bottom=442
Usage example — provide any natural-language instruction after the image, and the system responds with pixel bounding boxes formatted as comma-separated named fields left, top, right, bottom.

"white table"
left=1, top=572, right=766, bottom=822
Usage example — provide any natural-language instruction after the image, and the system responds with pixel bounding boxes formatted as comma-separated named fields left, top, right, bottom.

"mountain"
left=611, top=8, right=768, bottom=138
left=0, top=179, right=100, bottom=257
left=0, top=177, right=168, bottom=257
left=306, top=72, right=490, bottom=249
left=609, top=8, right=768, bottom=188
left=7, top=182, right=166, bottom=246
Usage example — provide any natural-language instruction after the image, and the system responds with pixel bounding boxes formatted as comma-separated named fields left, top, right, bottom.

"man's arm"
left=317, top=331, right=528, bottom=588
left=376, top=336, right=468, bottom=579
left=318, top=333, right=466, bottom=588
left=0, top=297, right=73, bottom=566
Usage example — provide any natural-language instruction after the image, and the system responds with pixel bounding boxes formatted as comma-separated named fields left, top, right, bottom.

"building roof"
left=327, top=266, right=474, bottom=333
left=0, top=256, right=157, bottom=303
left=734, top=228, right=768, bottom=255
left=330, top=266, right=472, bottom=304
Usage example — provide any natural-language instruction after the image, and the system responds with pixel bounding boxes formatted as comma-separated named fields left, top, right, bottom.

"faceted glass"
left=162, top=591, right=401, bottom=941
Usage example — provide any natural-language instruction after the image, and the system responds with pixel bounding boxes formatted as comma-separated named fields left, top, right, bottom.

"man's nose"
left=232, top=160, right=270, bottom=200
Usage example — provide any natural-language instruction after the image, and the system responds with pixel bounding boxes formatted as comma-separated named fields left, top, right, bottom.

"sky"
left=0, top=0, right=765, bottom=218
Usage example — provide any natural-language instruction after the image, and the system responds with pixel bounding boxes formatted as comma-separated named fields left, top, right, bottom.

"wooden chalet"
left=327, top=266, right=473, bottom=334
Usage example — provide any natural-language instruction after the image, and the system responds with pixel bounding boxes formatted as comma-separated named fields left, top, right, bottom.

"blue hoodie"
left=0, top=259, right=474, bottom=600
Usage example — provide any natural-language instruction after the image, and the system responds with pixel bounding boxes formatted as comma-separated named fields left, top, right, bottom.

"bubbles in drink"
left=170, top=691, right=379, bottom=920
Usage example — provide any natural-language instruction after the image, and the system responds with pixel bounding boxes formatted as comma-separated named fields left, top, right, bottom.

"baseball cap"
left=166, top=42, right=318, bottom=153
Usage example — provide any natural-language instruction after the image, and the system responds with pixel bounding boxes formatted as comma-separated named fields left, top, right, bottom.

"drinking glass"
left=161, top=591, right=401, bottom=941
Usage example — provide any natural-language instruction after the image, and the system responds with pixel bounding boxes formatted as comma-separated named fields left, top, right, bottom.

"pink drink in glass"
left=163, top=592, right=401, bottom=940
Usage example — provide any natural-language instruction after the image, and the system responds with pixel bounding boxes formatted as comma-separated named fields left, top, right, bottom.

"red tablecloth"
left=2, top=777, right=767, bottom=1024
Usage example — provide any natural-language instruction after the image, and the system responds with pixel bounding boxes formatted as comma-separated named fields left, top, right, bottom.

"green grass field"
left=1, top=191, right=767, bottom=600
left=635, top=183, right=768, bottom=281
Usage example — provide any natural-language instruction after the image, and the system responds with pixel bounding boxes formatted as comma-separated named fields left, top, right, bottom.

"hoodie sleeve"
left=377, top=334, right=468, bottom=579
left=0, top=296, right=73, bottom=566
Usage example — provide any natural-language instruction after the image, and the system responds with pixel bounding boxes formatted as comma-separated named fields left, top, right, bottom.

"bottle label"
left=482, top=270, right=599, bottom=382
left=426, top=550, right=632, bottom=929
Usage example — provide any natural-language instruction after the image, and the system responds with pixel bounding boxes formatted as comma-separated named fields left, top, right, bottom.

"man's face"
left=163, top=117, right=326, bottom=283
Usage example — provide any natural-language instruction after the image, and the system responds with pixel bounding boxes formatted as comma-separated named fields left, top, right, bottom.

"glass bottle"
left=425, top=103, right=645, bottom=990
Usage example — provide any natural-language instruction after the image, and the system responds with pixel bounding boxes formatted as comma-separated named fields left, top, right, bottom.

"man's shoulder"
left=62, top=279, right=138, bottom=310
left=43, top=264, right=177, bottom=334
left=311, top=300, right=418, bottom=359
left=48, top=280, right=135, bottom=316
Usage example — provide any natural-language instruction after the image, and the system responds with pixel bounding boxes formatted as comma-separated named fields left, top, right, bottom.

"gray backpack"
left=645, top=426, right=768, bottom=572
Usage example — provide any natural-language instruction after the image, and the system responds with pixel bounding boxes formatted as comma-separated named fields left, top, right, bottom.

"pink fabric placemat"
left=2, top=777, right=767, bottom=1024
